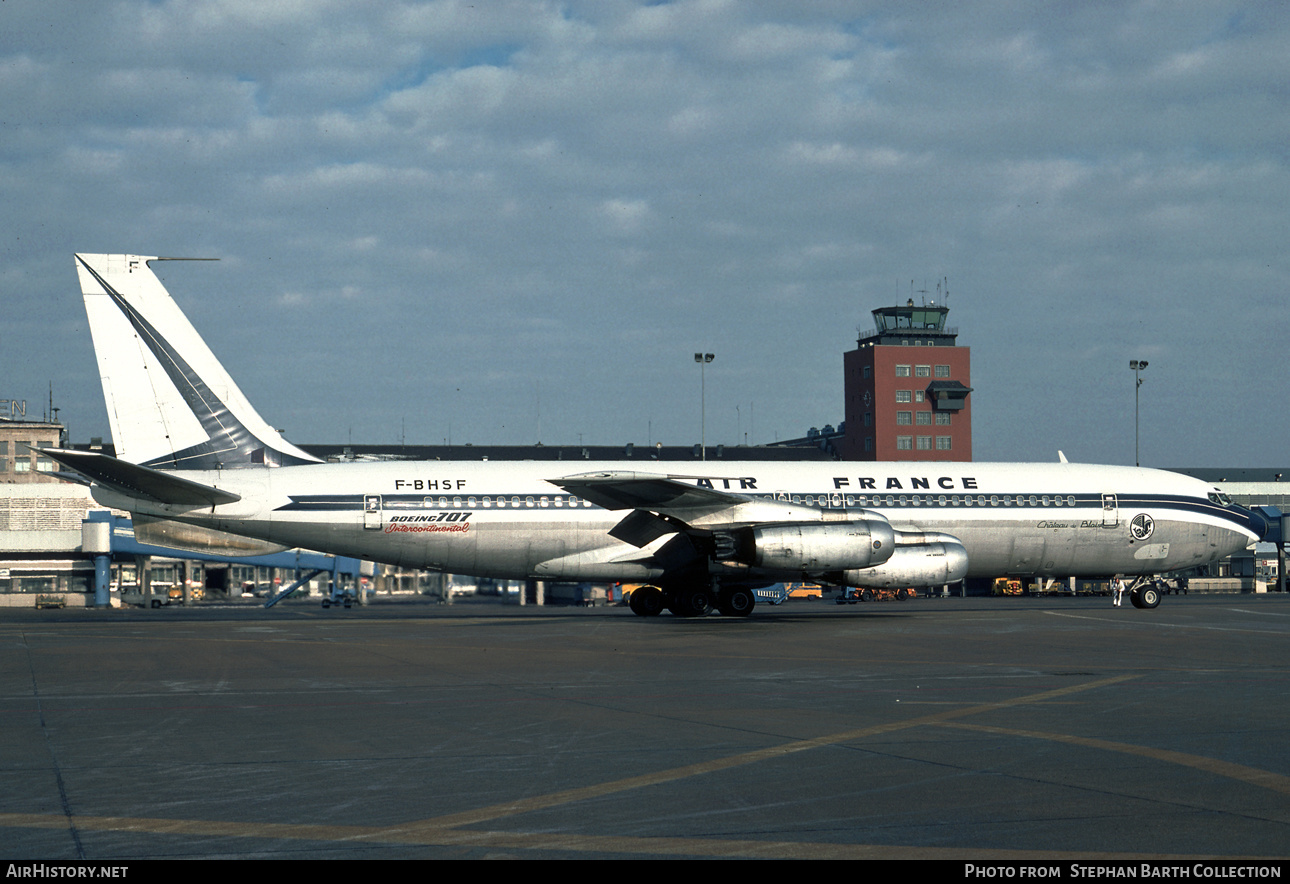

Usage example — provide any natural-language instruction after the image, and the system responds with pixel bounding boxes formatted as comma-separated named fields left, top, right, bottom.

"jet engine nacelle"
left=735, top=519, right=897, bottom=572
left=837, top=533, right=969, bottom=588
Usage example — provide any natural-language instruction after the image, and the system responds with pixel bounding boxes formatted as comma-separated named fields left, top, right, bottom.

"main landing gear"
left=628, top=583, right=756, bottom=617
left=1125, top=576, right=1162, bottom=609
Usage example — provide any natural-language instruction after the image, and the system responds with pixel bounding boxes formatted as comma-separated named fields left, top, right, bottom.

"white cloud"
left=600, top=198, right=652, bottom=234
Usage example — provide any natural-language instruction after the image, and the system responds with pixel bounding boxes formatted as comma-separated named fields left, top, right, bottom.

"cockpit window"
left=1208, top=491, right=1232, bottom=507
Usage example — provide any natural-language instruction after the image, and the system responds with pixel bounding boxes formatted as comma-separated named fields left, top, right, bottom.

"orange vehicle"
left=785, top=582, right=825, bottom=599
left=992, top=578, right=1023, bottom=596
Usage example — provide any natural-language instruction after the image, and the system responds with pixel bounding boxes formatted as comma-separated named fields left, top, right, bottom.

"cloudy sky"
left=2, top=1, right=1286, bottom=467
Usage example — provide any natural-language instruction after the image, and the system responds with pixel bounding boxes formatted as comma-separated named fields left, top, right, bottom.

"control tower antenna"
left=915, top=278, right=932, bottom=306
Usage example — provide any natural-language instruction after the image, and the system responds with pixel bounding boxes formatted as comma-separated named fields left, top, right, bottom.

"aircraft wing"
left=550, top=471, right=745, bottom=512
left=37, top=448, right=241, bottom=507
left=551, top=470, right=807, bottom=549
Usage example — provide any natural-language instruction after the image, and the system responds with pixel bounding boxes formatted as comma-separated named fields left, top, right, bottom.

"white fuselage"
left=90, top=459, right=1261, bottom=585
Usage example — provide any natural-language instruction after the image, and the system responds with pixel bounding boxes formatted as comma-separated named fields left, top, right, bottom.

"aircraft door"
left=1101, top=493, right=1118, bottom=528
left=364, top=495, right=382, bottom=530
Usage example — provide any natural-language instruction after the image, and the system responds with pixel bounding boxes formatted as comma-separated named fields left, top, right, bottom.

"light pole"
left=695, top=352, right=714, bottom=460
left=1129, top=360, right=1148, bottom=467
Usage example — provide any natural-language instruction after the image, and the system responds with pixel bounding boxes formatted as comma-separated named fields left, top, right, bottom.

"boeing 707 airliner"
left=42, top=254, right=1266, bottom=616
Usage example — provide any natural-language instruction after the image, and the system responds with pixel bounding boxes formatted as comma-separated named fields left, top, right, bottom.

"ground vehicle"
left=785, top=582, right=825, bottom=599
left=837, top=586, right=917, bottom=604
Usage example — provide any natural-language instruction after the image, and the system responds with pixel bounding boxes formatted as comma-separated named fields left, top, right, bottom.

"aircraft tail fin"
left=74, top=254, right=321, bottom=470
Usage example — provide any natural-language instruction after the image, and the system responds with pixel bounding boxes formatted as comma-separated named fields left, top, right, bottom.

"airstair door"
left=364, top=495, right=382, bottom=530
left=1101, top=493, right=1118, bottom=528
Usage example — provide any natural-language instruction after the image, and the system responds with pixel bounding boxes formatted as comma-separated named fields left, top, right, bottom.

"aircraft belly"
left=481, top=522, right=575, bottom=578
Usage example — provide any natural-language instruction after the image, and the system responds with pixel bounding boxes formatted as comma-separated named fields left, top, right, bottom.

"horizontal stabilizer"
left=37, top=448, right=241, bottom=507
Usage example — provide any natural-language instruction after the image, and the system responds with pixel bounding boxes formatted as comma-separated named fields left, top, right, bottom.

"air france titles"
left=692, top=477, right=759, bottom=490
left=687, top=476, right=981, bottom=492
left=833, top=476, right=978, bottom=490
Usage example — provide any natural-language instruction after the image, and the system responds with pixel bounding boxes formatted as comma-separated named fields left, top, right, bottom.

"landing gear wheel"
left=629, top=586, right=664, bottom=617
left=716, top=587, right=756, bottom=617
left=861, top=589, right=874, bottom=602
left=668, top=587, right=713, bottom=617
left=1131, top=585, right=1161, bottom=609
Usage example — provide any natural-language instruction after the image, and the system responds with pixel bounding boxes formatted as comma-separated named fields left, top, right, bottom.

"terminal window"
left=896, top=436, right=913, bottom=450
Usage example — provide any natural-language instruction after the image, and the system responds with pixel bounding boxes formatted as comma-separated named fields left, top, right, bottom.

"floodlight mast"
left=695, top=352, right=714, bottom=461
left=1130, top=360, right=1148, bottom=467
